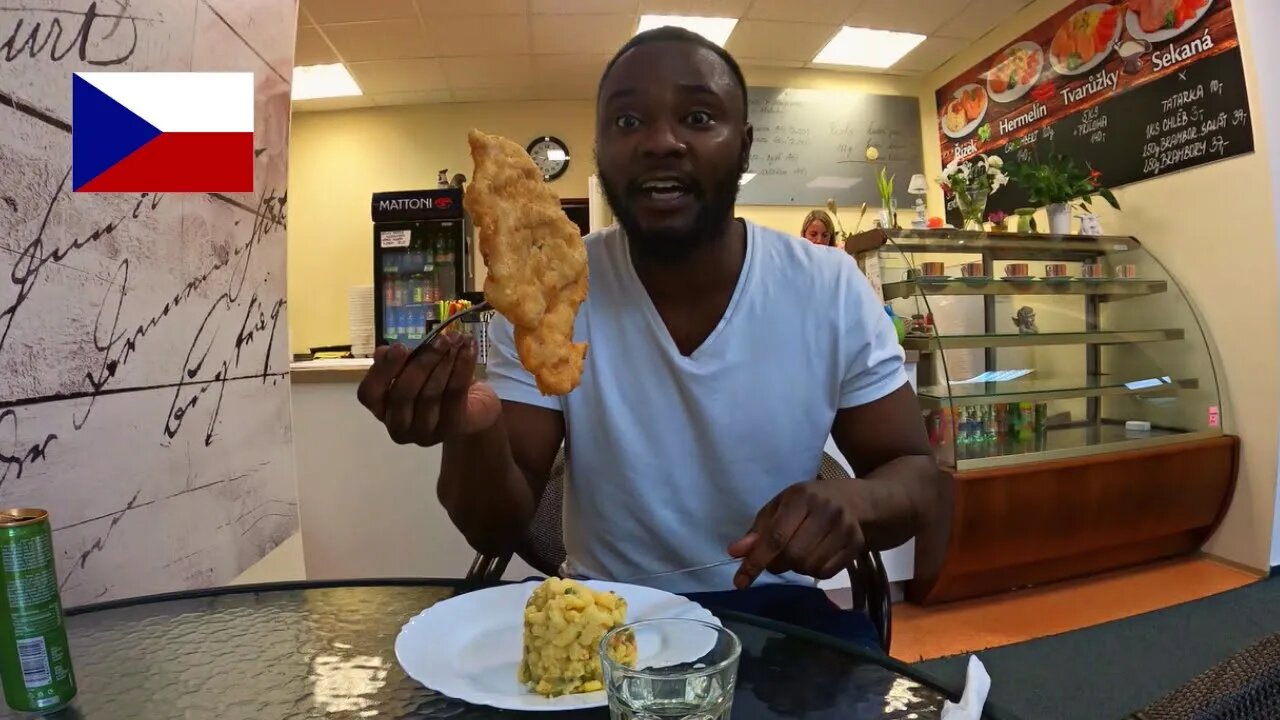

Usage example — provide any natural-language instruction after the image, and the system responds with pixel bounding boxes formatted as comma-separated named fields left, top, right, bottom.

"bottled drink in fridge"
left=431, top=234, right=446, bottom=265
left=406, top=306, right=424, bottom=342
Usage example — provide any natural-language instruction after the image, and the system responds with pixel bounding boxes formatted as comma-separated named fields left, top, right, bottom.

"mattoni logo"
left=435, top=197, right=453, bottom=209
left=377, top=198, right=434, bottom=211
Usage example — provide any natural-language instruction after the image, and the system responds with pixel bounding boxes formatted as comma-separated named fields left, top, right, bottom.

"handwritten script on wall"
left=1, top=0, right=299, bottom=604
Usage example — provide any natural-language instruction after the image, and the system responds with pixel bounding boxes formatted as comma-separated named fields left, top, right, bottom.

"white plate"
left=941, top=83, right=988, bottom=139
left=1049, top=4, right=1123, bottom=76
left=1126, top=0, right=1214, bottom=43
left=987, top=41, right=1046, bottom=104
left=395, top=580, right=720, bottom=712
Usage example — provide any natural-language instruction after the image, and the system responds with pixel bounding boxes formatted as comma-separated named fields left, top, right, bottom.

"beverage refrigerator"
left=370, top=188, right=475, bottom=350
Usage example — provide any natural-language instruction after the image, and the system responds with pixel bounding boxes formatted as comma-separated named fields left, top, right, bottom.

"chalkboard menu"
left=741, top=86, right=924, bottom=208
left=934, top=0, right=1254, bottom=222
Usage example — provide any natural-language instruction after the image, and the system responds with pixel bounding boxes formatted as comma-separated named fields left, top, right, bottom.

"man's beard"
left=601, top=165, right=742, bottom=264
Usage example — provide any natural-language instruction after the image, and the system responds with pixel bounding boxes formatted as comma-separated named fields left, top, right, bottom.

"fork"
left=390, top=301, right=492, bottom=382
left=563, top=558, right=741, bottom=585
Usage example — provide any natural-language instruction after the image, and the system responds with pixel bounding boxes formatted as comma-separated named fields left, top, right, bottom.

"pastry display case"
left=848, top=228, right=1239, bottom=604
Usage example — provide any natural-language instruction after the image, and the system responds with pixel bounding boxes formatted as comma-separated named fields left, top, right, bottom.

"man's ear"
left=741, top=122, right=754, bottom=172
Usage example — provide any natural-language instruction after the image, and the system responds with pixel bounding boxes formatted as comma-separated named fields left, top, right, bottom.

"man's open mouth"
left=636, top=177, right=693, bottom=203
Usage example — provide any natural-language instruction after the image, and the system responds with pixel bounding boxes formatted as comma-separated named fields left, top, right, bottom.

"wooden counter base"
left=908, top=435, right=1240, bottom=605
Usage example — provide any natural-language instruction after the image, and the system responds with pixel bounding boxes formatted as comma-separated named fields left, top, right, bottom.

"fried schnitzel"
left=465, top=129, right=589, bottom=396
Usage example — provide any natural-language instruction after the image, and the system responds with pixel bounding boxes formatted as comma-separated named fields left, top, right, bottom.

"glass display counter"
left=846, top=228, right=1238, bottom=605
left=871, top=228, right=1221, bottom=471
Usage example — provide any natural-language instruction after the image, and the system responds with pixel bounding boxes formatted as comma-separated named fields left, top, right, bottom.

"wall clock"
left=526, top=136, right=570, bottom=182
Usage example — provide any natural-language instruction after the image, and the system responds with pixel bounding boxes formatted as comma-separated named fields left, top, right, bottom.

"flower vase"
left=1047, top=203, right=1072, bottom=235
left=878, top=199, right=897, bottom=229
left=955, top=187, right=989, bottom=230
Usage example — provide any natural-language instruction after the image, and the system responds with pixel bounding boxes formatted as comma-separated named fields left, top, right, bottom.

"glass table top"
left=2, top=581, right=972, bottom=720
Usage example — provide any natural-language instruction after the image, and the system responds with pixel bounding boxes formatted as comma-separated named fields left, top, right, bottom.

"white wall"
left=292, top=378, right=537, bottom=581
left=0, top=0, right=299, bottom=605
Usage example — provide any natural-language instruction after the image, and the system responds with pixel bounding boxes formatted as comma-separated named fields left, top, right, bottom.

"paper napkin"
left=940, top=655, right=991, bottom=720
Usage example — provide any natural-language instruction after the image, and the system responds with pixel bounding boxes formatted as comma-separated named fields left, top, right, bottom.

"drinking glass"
left=600, top=618, right=741, bottom=720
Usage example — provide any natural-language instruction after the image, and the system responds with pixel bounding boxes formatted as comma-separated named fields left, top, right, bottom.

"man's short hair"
left=597, top=26, right=750, bottom=117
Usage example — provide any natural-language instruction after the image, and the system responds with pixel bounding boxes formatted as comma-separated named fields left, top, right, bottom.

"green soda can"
left=0, top=509, right=76, bottom=714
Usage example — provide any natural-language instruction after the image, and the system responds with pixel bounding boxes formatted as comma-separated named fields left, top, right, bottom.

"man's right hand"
left=357, top=333, right=501, bottom=447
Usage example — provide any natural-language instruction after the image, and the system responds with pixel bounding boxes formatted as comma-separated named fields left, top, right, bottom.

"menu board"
left=740, top=87, right=924, bottom=207
left=934, top=0, right=1254, bottom=220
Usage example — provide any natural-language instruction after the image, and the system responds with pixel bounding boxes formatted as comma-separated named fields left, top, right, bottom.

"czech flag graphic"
left=72, top=72, right=254, bottom=193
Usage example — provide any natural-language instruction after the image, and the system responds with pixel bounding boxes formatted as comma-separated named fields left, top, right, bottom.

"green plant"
left=876, top=167, right=895, bottom=207
left=1008, top=153, right=1120, bottom=210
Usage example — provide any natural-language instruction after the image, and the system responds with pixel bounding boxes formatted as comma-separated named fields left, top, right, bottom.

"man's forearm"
left=854, top=454, right=939, bottom=551
left=437, top=415, right=536, bottom=556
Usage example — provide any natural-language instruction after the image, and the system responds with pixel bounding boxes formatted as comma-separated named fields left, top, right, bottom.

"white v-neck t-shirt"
left=485, top=220, right=907, bottom=593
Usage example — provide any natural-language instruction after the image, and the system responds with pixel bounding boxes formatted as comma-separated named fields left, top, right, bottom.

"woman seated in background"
left=801, top=210, right=837, bottom=247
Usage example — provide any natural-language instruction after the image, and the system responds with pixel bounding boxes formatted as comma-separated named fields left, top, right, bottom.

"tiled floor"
left=889, top=557, right=1258, bottom=663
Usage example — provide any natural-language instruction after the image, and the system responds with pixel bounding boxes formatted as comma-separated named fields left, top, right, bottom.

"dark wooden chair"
left=465, top=449, right=894, bottom=653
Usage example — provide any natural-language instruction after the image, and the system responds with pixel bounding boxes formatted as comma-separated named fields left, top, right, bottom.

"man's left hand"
left=727, top=480, right=866, bottom=589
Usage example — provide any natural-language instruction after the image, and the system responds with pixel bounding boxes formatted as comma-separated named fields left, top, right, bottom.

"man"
left=357, top=27, right=941, bottom=649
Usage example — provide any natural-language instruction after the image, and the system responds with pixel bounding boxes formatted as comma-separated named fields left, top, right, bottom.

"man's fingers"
left=734, top=493, right=806, bottom=590
left=356, top=343, right=409, bottom=420
left=384, top=336, right=451, bottom=443
left=811, top=531, right=853, bottom=580
left=408, top=343, right=461, bottom=444
left=777, top=514, right=830, bottom=577
left=437, top=337, right=478, bottom=437
left=726, top=532, right=758, bottom=559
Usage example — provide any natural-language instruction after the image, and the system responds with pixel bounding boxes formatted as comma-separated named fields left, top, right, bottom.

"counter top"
left=289, top=351, right=920, bottom=383
left=290, top=358, right=372, bottom=383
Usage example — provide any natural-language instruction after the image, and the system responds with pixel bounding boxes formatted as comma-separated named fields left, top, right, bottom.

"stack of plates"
left=348, top=285, right=375, bottom=358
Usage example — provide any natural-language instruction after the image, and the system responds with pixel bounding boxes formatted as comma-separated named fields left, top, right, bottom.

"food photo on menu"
left=933, top=0, right=1252, bottom=222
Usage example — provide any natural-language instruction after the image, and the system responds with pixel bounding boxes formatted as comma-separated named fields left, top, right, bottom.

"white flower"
left=991, top=170, right=1009, bottom=193
left=941, top=156, right=961, bottom=180
left=987, top=155, right=1004, bottom=170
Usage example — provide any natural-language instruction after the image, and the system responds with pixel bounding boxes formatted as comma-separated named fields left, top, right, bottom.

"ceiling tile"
left=845, top=0, right=951, bottom=35
left=348, top=59, right=449, bottom=93
left=323, top=20, right=430, bottom=61
left=739, top=58, right=805, bottom=70
left=450, top=86, right=536, bottom=103
left=295, top=26, right=338, bottom=65
left=372, top=89, right=454, bottom=106
left=291, top=95, right=378, bottom=112
left=532, top=54, right=609, bottom=88
left=422, top=15, right=531, bottom=56
left=747, top=0, right=859, bottom=24
left=891, top=35, right=969, bottom=72
left=298, top=7, right=314, bottom=25
left=939, top=0, right=1026, bottom=40
left=529, top=0, right=638, bottom=14
left=441, top=56, right=535, bottom=87
left=726, top=20, right=835, bottom=63
left=637, top=0, right=751, bottom=16
left=415, top=0, right=527, bottom=15
left=303, top=0, right=418, bottom=24
left=531, top=14, right=634, bottom=54
left=532, top=85, right=598, bottom=101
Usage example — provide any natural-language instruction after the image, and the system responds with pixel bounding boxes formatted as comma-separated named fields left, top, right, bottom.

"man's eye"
left=615, top=115, right=640, bottom=129
left=686, top=110, right=712, bottom=125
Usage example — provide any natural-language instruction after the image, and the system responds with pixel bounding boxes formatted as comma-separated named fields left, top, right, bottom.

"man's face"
left=596, top=41, right=752, bottom=262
